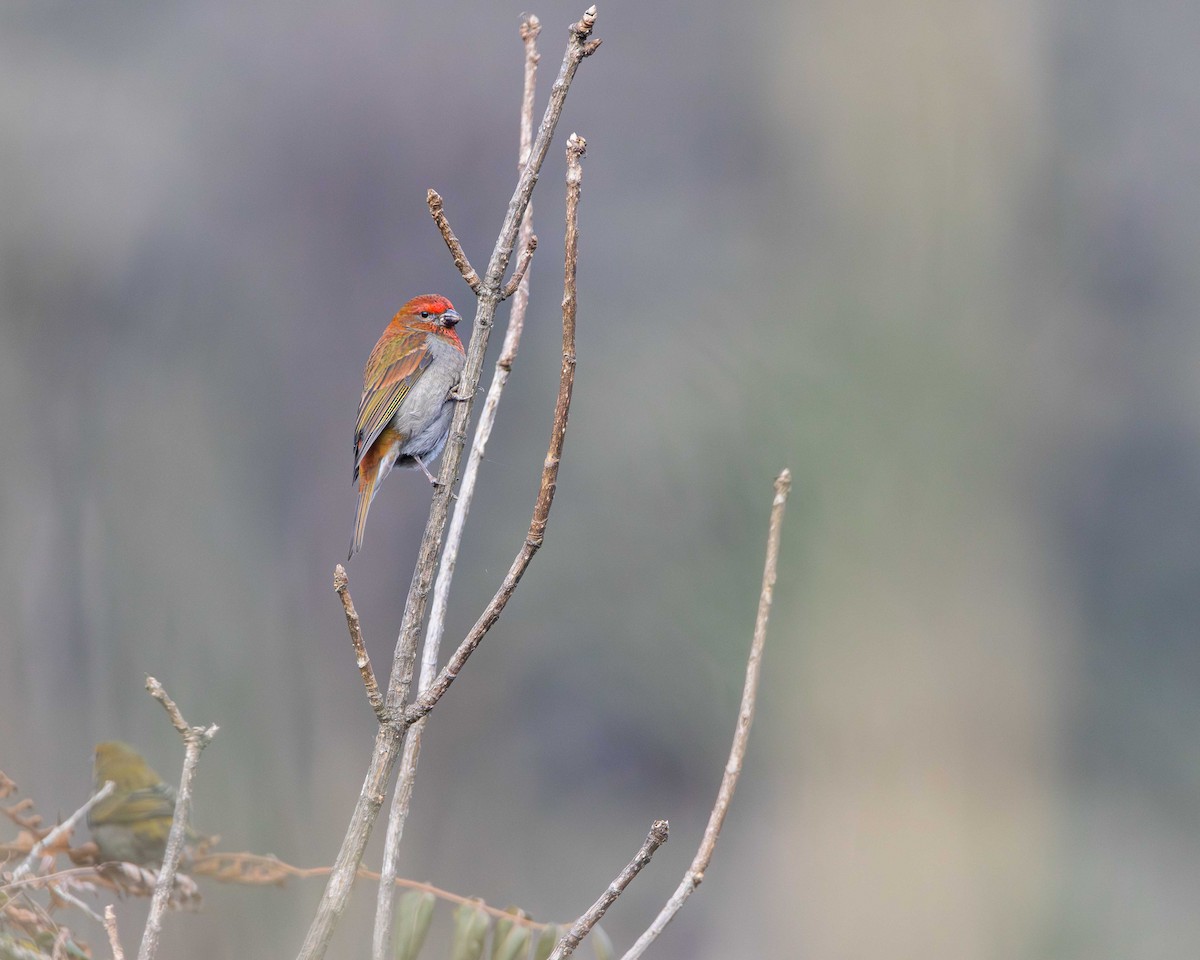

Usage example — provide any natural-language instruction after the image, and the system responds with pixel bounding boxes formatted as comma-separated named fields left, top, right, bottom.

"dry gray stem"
left=334, top=564, right=385, bottom=721
left=548, top=820, right=670, bottom=960
left=296, top=12, right=599, bottom=960
left=618, top=469, right=792, bottom=960
left=428, top=191, right=481, bottom=294
left=370, top=15, right=544, bottom=960
left=137, top=677, right=218, bottom=960
left=501, top=234, right=538, bottom=300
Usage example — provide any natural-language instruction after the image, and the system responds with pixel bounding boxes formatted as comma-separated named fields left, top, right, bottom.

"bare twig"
left=105, top=905, right=126, bottom=960
left=10, top=781, right=114, bottom=882
left=296, top=13, right=599, bottom=960
left=548, top=821, right=669, bottom=960
left=501, top=234, right=538, bottom=300
left=618, top=469, right=792, bottom=960
left=49, top=883, right=105, bottom=923
left=138, top=678, right=218, bottom=960
left=373, top=19, right=543, bottom=957
left=404, top=131, right=587, bottom=727
left=427, top=190, right=481, bottom=294
left=334, top=564, right=385, bottom=721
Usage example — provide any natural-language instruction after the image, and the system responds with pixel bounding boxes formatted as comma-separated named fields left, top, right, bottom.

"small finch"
left=87, top=741, right=192, bottom=865
left=349, top=294, right=465, bottom=559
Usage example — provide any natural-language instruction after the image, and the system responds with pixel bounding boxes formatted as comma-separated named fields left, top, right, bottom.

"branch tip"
left=334, top=564, right=348, bottom=592
left=618, top=475, right=790, bottom=960
left=428, top=189, right=481, bottom=292
left=571, top=6, right=598, bottom=39
left=501, top=234, right=539, bottom=300
left=520, top=12, right=541, bottom=38
left=547, top=819, right=668, bottom=960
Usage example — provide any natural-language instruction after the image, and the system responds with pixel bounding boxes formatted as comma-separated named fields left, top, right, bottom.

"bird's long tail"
left=349, top=468, right=377, bottom=561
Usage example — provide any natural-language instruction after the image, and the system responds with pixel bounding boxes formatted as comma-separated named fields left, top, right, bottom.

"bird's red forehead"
left=402, top=294, right=456, bottom=315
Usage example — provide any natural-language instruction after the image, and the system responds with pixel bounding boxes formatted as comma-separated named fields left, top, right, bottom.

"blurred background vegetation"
left=3, top=0, right=1199, bottom=957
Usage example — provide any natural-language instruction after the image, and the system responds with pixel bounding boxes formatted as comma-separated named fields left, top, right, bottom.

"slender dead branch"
left=10, top=781, right=114, bottom=882
left=548, top=821, right=669, bottom=960
left=404, top=132, right=586, bottom=727
left=334, top=564, right=385, bottom=721
left=618, top=469, right=792, bottom=960
left=374, top=19, right=544, bottom=957
left=427, top=190, right=481, bottom=294
left=501, top=234, right=538, bottom=300
left=296, top=13, right=599, bottom=960
left=138, top=678, right=218, bottom=960
left=50, top=883, right=105, bottom=923
left=105, top=905, right=126, bottom=960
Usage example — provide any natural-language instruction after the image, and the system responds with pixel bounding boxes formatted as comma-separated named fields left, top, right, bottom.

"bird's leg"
left=414, top=456, right=458, bottom=499
left=414, top=456, right=438, bottom=485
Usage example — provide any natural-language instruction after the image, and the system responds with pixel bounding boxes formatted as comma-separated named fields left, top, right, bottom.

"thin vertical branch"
left=404, top=131, right=587, bottom=727
left=618, top=469, right=792, bottom=960
left=371, top=16, right=543, bottom=960
left=137, top=678, right=218, bottom=960
left=296, top=13, right=599, bottom=960
left=547, top=821, right=669, bottom=960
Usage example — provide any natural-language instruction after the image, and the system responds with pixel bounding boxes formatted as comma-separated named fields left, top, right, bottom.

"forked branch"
left=138, top=678, right=218, bottom=960
left=404, top=132, right=587, bottom=727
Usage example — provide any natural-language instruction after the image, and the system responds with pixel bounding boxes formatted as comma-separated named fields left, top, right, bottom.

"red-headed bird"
left=350, top=294, right=465, bottom=559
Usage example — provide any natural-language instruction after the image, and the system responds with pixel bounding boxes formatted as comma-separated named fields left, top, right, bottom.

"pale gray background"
left=3, top=0, right=1199, bottom=957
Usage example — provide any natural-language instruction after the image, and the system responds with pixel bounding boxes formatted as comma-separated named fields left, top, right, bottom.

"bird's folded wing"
left=354, top=330, right=433, bottom=472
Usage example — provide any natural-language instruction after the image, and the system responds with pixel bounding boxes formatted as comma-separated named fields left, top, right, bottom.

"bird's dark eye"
left=420, top=311, right=430, bottom=318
